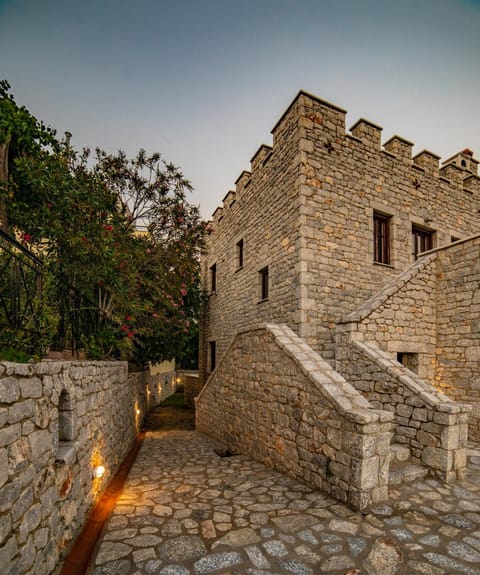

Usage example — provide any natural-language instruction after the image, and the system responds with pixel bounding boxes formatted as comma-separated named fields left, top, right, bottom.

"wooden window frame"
left=259, top=266, right=269, bottom=301
left=373, top=212, right=391, bottom=265
left=236, top=239, right=244, bottom=269
left=412, top=225, right=433, bottom=259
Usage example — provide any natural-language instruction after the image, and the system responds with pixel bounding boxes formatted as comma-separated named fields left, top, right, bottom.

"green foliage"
left=0, top=347, right=32, bottom=363
left=0, top=80, right=207, bottom=364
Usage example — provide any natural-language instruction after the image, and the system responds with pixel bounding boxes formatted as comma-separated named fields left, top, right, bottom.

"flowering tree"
left=1, top=80, right=207, bottom=364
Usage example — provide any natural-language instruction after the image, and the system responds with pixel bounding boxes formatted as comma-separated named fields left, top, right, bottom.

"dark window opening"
left=236, top=239, right=244, bottom=269
left=373, top=212, right=391, bottom=265
left=210, top=263, right=217, bottom=293
left=259, top=266, right=269, bottom=301
left=209, top=341, right=216, bottom=372
left=397, top=352, right=419, bottom=374
left=412, top=226, right=434, bottom=259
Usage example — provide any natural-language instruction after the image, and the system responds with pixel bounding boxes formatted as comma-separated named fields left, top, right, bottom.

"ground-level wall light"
left=136, top=409, right=141, bottom=415
left=93, top=465, right=105, bottom=479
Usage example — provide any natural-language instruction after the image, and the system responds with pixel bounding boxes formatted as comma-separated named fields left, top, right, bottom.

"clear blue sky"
left=1, top=0, right=479, bottom=219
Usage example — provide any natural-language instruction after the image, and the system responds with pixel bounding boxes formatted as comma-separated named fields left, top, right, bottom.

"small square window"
left=259, top=266, right=269, bottom=301
left=236, top=239, right=244, bottom=269
left=373, top=212, right=391, bottom=265
left=209, top=263, right=217, bottom=293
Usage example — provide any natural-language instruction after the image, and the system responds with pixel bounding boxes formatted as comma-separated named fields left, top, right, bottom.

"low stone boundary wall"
left=196, top=324, right=393, bottom=510
left=336, top=341, right=470, bottom=481
left=183, top=372, right=201, bottom=408
left=0, top=360, right=149, bottom=575
left=147, top=370, right=176, bottom=406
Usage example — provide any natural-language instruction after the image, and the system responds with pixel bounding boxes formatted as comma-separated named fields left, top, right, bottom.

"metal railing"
left=0, top=228, right=44, bottom=352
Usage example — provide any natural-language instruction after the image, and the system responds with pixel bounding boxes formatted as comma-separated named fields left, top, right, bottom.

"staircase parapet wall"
left=337, top=340, right=470, bottom=482
left=196, top=323, right=393, bottom=511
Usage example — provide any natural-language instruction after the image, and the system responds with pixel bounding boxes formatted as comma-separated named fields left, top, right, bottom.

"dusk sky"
left=1, top=0, right=479, bottom=219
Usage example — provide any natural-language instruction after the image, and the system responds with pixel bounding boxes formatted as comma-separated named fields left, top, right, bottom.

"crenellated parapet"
left=207, top=90, right=479, bottom=223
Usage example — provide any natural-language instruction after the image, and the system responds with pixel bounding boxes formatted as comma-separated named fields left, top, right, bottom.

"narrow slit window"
left=209, top=341, right=216, bottom=372
left=210, top=263, right=217, bottom=293
left=236, top=239, right=244, bottom=269
left=259, top=266, right=269, bottom=301
left=373, top=212, right=391, bottom=265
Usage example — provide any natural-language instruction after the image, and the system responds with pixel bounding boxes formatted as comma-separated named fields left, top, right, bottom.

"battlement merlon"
left=212, top=206, right=224, bottom=226
left=271, top=90, right=347, bottom=145
left=350, top=118, right=383, bottom=149
left=463, top=174, right=480, bottom=194
left=222, top=190, right=236, bottom=209
left=383, top=135, right=414, bottom=161
left=440, top=162, right=465, bottom=186
left=413, top=150, right=440, bottom=175
left=250, top=144, right=273, bottom=172
left=234, top=170, right=252, bottom=193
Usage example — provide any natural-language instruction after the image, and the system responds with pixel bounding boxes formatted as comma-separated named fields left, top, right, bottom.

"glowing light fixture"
left=136, top=408, right=141, bottom=415
left=93, top=465, right=105, bottom=479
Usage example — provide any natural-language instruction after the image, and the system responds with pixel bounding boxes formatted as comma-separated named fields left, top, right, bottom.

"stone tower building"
left=200, top=91, right=480, bottom=376
left=196, top=91, right=480, bottom=509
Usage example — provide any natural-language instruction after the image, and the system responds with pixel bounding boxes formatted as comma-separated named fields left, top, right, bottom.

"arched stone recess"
left=56, top=387, right=78, bottom=465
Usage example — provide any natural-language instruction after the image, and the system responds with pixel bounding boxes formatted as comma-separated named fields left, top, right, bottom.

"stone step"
left=389, top=462, right=428, bottom=486
left=389, top=443, right=411, bottom=464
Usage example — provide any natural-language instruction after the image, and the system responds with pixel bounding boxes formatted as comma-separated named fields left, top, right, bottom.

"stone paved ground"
left=87, top=428, right=480, bottom=575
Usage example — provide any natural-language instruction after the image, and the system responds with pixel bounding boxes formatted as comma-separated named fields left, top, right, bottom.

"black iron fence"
left=0, top=229, right=124, bottom=358
left=0, top=228, right=44, bottom=353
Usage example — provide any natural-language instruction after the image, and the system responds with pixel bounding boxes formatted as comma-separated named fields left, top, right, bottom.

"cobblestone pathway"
left=87, top=425, right=480, bottom=575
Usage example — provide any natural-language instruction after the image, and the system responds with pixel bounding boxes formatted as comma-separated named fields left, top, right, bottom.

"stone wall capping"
left=412, top=164, right=426, bottom=173
left=349, top=118, right=383, bottom=132
left=345, top=134, right=363, bottom=144
left=436, top=402, right=472, bottom=414
left=414, top=149, right=441, bottom=160
left=381, top=150, right=397, bottom=159
left=384, top=135, right=414, bottom=148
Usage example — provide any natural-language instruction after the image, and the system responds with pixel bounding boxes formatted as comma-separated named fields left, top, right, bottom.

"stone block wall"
left=196, top=324, right=393, bottom=510
left=147, top=370, right=176, bottom=406
left=336, top=340, right=470, bottom=482
left=182, top=372, right=201, bottom=408
left=201, top=91, right=480, bottom=377
left=336, top=234, right=480, bottom=443
left=435, top=236, right=480, bottom=441
left=199, top=96, right=308, bottom=382
left=337, top=253, right=438, bottom=380
left=0, top=360, right=149, bottom=575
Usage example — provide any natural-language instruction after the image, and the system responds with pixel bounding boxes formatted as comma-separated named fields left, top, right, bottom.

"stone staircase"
left=388, top=443, right=428, bottom=486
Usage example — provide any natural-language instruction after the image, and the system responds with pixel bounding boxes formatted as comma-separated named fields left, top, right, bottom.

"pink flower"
left=180, top=288, right=187, bottom=297
left=127, top=331, right=134, bottom=338
left=21, top=233, right=32, bottom=243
